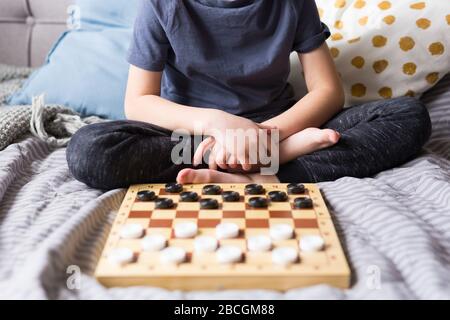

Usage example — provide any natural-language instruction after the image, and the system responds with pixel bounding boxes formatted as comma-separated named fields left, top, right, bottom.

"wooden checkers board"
left=95, top=183, right=351, bottom=290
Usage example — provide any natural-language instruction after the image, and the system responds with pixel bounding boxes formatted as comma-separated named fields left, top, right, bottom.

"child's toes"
left=326, top=129, right=341, bottom=144
left=177, top=168, right=195, bottom=184
left=313, top=129, right=340, bottom=148
left=177, top=168, right=213, bottom=184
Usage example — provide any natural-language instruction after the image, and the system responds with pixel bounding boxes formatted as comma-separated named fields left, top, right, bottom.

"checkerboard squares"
left=145, top=227, right=172, bottom=238
left=221, top=218, right=246, bottom=229
left=173, top=218, right=197, bottom=225
left=151, top=210, right=176, bottom=219
left=197, top=228, right=216, bottom=237
left=132, top=201, right=154, bottom=211
left=138, top=251, right=162, bottom=267
left=169, top=239, right=194, bottom=251
left=117, top=239, right=141, bottom=252
left=295, top=228, right=321, bottom=237
left=219, top=239, right=246, bottom=251
left=222, top=202, right=245, bottom=211
left=269, top=218, right=294, bottom=227
left=156, top=194, right=179, bottom=201
left=273, top=239, right=298, bottom=249
left=199, top=210, right=222, bottom=219
left=245, top=228, right=269, bottom=238
left=176, top=202, right=200, bottom=211
left=245, top=210, right=269, bottom=219
left=292, top=209, right=317, bottom=219
left=267, top=202, right=292, bottom=211
left=196, top=219, right=220, bottom=228
left=125, top=219, right=151, bottom=229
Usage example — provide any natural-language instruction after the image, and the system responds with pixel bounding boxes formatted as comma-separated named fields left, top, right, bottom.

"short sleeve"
left=127, top=0, right=170, bottom=71
left=292, top=0, right=331, bottom=53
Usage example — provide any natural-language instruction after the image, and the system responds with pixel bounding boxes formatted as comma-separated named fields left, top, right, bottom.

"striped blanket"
left=0, top=74, right=449, bottom=300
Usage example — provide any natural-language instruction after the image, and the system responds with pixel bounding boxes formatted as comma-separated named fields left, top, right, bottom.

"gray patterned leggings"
left=66, top=97, right=431, bottom=189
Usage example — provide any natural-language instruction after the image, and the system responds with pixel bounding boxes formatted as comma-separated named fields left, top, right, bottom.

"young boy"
left=67, top=0, right=431, bottom=190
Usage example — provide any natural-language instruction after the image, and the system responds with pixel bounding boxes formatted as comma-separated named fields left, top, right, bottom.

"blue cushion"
left=77, top=0, right=138, bottom=28
left=8, top=0, right=138, bottom=120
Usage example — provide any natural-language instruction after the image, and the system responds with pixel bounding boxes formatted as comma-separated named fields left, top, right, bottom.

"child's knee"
left=376, top=97, right=432, bottom=144
left=66, top=123, right=109, bottom=187
left=396, top=97, right=432, bottom=144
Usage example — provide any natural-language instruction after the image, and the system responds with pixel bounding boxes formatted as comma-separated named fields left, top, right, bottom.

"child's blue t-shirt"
left=127, top=0, right=330, bottom=122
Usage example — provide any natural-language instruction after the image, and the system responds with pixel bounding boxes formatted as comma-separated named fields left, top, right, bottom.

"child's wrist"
left=202, top=109, right=228, bottom=135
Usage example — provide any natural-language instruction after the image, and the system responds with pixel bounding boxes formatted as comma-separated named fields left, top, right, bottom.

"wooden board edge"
left=95, top=274, right=351, bottom=291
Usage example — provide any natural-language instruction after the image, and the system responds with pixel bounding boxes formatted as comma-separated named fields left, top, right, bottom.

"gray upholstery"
left=0, top=0, right=73, bottom=67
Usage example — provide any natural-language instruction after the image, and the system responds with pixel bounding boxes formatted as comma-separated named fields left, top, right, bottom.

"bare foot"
left=294, top=127, right=340, bottom=149
left=280, top=128, right=340, bottom=163
left=177, top=168, right=279, bottom=184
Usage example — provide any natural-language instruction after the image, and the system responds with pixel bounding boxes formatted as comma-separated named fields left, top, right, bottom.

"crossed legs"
left=67, top=97, right=431, bottom=189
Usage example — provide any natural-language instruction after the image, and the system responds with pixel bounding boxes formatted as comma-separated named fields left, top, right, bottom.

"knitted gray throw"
left=0, top=64, right=105, bottom=151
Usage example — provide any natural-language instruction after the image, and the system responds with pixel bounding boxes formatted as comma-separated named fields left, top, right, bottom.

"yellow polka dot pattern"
left=358, top=16, right=368, bottom=26
left=348, top=37, right=361, bottom=44
left=354, top=0, right=366, bottom=9
left=429, top=42, right=445, bottom=55
left=426, top=72, right=439, bottom=84
left=372, top=35, right=388, bottom=47
left=399, top=37, right=415, bottom=52
left=335, top=0, right=346, bottom=9
left=330, top=47, right=340, bottom=58
left=373, top=60, right=389, bottom=74
left=405, top=90, right=416, bottom=97
left=416, top=18, right=431, bottom=29
left=351, top=83, right=367, bottom=97
left=410, top=2, right=426, bottom=10
left=351, top=56, right=365, bottom=69
left=379, top=87, right=393, bottom=98
left=315, top=0, right=450, bottom=104
left=334, top=20, right=344, bottom=29
left=331, top=33, right=344, bottom=41
left=383, top=15, right=396, bottom=25
left=403, top=63, right=417, bottom=76
left=378, top=1, right=391, bottom=10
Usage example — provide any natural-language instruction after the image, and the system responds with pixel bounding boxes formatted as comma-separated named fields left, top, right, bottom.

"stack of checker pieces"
left=95, top=183, right=351, bottom=290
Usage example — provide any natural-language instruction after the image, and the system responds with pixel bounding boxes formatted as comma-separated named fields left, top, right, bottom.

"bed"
left=0, top=0, right=449, bottom=299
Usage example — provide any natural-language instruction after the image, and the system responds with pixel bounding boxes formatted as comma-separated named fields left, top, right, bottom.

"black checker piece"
left=137, top=190, right=157, bottom=202
left=268, top=191, right=288, bottom=202
left=248, top=196, right=268, bottom=208
left=202, top=184, right=222, bottom=195
left=165, top=183, right=183, bottom=193
left=200, top=198, right=219, bottom=210
left=287, top=183, right=306, bottom=195
left=294, top=197, right=313, bottom=209
left=155, top=198, right=174, bottom=209
left=180, top=191, right=199, bottom=202
left=222, top=191, right=240, bottom=202
left=245, top=184, right=265, bottom=195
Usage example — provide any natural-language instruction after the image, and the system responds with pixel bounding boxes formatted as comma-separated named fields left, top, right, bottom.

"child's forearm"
left=125, top=94, right=223, bottom=134
left=263, top=88, right=344, bottom=141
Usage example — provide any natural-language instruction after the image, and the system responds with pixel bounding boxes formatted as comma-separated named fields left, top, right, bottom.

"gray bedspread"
left=0, top=71, right=449, bottom=300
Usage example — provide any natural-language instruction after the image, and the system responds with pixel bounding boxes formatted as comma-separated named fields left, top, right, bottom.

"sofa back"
left=0, top=0, right=73, bottom=67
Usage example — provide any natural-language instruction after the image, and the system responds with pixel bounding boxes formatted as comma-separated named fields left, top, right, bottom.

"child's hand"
left=193, top=111, right=276, bottom=171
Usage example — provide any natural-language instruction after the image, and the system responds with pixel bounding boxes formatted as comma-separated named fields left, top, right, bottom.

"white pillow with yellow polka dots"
left=315, top=0, right=450, bottom=106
